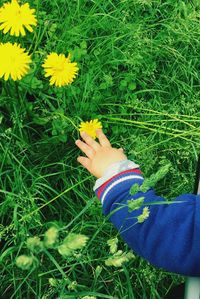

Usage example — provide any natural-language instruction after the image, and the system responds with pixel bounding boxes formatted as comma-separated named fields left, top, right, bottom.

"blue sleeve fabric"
left=93, top=162, right=200, bottom=277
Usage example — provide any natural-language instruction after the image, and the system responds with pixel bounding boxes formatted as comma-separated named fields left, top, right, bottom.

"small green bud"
left=94, top=265, right=102, bottom=279
left=44, top=226, right=59, bottom=248
left=115, top=250, right=123, bottom=256
left=141, top=163, right=171, bottom=191
left=27, top=236, right=43, bottom=253
left=129, top=183, right=140, bottom=195
left=58, top=244, right=72, bottom=257
left=107, top=237, right=118, bottom=254
left=139, top=184, right=150, bottom=193
left=58, top=233, right=89, bottom=257
left=67, top=280, right=77, bottom=291
left=126, top=251, right=135, bottom=260
left=16, top=255, right=38, bottom=270
left=137, top=207, right=150, bottom=223
left=127, top=197, right=144, bottom=212
left=105, top=251, right=135, bottom=267
left=49, top=278, right=59, bottom=287
left=63, top=233, right=89, bottom=250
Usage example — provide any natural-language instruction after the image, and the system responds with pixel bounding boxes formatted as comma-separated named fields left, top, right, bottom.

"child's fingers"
left=96, top=128, right=111, bottom=147
left=80, top=131, right=101, bottom=152
left=75, top=140, right=95, bottom=159
left=77, top=156, right=92, bottom=173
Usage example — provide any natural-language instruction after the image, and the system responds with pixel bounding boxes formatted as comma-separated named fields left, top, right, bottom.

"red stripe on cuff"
left=97, top=168, right=142, bottom=198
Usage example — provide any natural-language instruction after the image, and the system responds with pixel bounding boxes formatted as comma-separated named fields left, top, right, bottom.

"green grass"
left=0, top=0, right=200, bottom=298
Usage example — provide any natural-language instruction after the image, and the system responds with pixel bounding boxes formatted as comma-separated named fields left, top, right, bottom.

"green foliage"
left=137, top=207, right=150, bottom=223
left=58, top=233, right=89, bottom=257
left=14, top=229, right=89, bottom=273
left=130, top=163, right=172, bottom=195
left=127, top=196, right=144, bottom=212
left=26, top=236, right=43, bottom=253
left=107, top=237, right=118, bottom=254
left=44, top=226, right=59, bottom=248
left=15, top=255, right=38, bottom=270
left=105, top=250, right=135, bottom=267
left=0, top=0, right=199, bottom=298
left=105, top=238, right=135, bottom=268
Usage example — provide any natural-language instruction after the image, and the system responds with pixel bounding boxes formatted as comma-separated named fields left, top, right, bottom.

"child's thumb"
left=119, top=148, right=124, bottom=152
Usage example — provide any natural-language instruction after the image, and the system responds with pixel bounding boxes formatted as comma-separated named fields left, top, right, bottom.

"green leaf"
left=128, top=82, right=136, bottom=90
left=32, top=115, right=50, bottom=125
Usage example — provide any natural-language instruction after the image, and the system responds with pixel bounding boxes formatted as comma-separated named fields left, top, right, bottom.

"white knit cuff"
left=93, top=159, right=140, bottom=192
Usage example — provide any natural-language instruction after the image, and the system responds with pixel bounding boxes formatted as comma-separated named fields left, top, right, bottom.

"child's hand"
left=75, top=128, right=127, bottom=179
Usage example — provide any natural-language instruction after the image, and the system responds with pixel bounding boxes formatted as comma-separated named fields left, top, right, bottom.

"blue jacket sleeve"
left=94, top=168, right=200, bottom=277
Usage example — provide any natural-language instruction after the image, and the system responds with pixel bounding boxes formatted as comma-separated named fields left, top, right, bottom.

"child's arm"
left=75, top=129, right=200, bottom=276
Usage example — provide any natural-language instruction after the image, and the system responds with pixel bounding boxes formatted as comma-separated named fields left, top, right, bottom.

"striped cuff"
left=93, top=159, right=140, bottom=192
left=96, top=168, right=143, bottom=205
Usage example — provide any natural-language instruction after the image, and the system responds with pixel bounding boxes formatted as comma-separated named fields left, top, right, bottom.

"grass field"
left=0, top=0, right=200, bottom=298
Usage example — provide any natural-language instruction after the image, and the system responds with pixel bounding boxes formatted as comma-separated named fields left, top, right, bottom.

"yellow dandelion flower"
left=0, top=42, right=32, bottom=81
left=0, top=0, right=37, bottom=37
left=42, top=52, right=79, bottom=87
left=79, top=119, right=102, bottom=139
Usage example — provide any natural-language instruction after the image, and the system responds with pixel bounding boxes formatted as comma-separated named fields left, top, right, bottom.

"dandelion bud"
left=44, top=226, right=59, bottom=248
